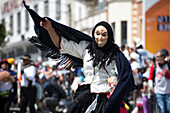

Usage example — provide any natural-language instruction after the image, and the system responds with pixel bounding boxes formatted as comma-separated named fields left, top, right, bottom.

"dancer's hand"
left=40, top=18, right=60, bottom=48
left=40, top=18, right=52, bottom=31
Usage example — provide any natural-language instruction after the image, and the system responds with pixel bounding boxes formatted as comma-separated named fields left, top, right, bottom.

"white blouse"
left=60, top=38, right=118, bottom=93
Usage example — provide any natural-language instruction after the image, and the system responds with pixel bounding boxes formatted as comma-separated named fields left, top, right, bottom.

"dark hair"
left=161, top=49, right=169, bottom=57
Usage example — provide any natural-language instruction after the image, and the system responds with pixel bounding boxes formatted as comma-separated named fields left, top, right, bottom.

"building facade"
left=74, top=0, right=143, bottom=47
left=0, top=0, right=71, bottom=64
left=0, top=0, right=143, bottom=64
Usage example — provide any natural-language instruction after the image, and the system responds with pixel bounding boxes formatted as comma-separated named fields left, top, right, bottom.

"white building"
left=73, top=0, right=108, bottom=35
left=0, top=0, right=143, bottom=64
left=108, top=0, right=143, bottom=46
left=74, top=0, right=143, bottom=47
left=0, top=0, right=71, bottom=64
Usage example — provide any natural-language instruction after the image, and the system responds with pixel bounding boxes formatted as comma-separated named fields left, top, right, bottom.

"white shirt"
left=122, top=49, right=130, bottom=61
left=60, top=38, right=118, bottom=93
left=0, top=81, right=13, bottom=92
left=131, top=61, right=140, bottom=70
left=21, top=65, right=37, bottom=87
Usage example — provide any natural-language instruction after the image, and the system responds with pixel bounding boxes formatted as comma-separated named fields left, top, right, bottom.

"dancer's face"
left=94, top=26, right=108, bottom=47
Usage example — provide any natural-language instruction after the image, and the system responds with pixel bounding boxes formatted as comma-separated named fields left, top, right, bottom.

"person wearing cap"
left=161, top=49, right=170, bottom=63
left=20, top=54, right=37, bottom=113
left=129, top=52, right=143, bottom=110
left=0, top=58, right=16, bottom=113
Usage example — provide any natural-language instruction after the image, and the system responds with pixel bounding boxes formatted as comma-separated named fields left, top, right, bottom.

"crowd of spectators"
left=0, top=38, right=170, bottom=113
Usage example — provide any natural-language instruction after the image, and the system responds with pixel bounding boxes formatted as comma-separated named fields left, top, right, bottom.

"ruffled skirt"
left=67, top=84, right=108, bottom=113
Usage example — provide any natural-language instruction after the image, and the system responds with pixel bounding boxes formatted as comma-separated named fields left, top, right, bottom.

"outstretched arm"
left=40, top=18, right=60, bottom=48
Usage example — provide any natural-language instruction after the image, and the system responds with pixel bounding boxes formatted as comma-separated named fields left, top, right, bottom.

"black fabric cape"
left=23, top=1, right=135, bottom=112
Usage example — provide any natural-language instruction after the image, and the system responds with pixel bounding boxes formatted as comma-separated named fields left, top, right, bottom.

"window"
left=17, top=12, right=21, bottom=34
left=44, top=0, right=49, bottom=16
left=1, top=53, right=7, bottom=59
left=79, top=7, right=82, bottom=20
left=121, top=21, right=127, bottom=45
left=9, top=51, right=15, bottom=58
left=2, top=19, right=5, bottom=23
left=56, top=0, right=61, bottom=20
left=111, top=22, right=115, bottom=40
left=27, top=45, right=38, bottom=53
left=139, top=19, right=142, bottom=39
left=42, top=51, right=48, bottom=61
left=25, top=10, right=29, bottom=31
left=98, top=0, right=106, bottom=11
left=9, top=15, right=13, bottom=35
left=16, top=48, right=24, bottom=56
left=34, top=4, right=38, bottom=12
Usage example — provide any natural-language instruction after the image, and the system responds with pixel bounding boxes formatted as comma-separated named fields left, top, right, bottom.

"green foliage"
left=0, top=20, right=6, bottom=46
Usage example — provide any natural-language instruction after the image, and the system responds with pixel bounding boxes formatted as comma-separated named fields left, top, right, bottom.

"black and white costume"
left=23, top=1, right=136, bottom=113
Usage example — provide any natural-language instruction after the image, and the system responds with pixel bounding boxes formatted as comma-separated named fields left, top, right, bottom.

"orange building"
left=145, top=0, right=170, bottom=54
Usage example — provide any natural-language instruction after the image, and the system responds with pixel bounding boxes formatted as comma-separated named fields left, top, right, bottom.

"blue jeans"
left=156, top=93, right=170, bottom=113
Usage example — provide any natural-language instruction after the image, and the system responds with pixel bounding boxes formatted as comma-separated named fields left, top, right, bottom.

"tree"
left=0, top=20, right=6, bottom=46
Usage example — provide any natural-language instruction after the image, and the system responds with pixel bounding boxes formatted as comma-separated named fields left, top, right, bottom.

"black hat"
left=20, top=54, right=33, bottom=62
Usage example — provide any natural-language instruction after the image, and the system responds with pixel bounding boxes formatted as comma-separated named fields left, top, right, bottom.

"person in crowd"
left=140, top=73, right=151, bottom=113
left=0, top=58, right=16, bottom=113
left=121, top=44, right=130, bottom=61
left=33, top=61, right=44, bottom=112
left=41, top=65, right=67, bottom=113
left=43, top=64, right=61, bottom=81
left=70, top=67, right=85, bottom=91
left=130, top=52, right=141, bottom=86
left=39, top=17, right=135, bottom=113
left=148, top=50, right=170, bottom=113
left=54, top=65, right=64, bottom=85
left=129, top=52, right=142, bottom=110
left=20, top=54, right=37, bottom=113
left=34, top=61, right=47, bottom=73
left=133, top=38, right=148, bottom=68
left=40, top=65, right=52, bottom=80
left=42, top=75, right=61, bottom=113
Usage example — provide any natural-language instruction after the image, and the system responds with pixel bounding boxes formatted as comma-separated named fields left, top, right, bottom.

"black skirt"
left=67, top=85, right=108, bottom=113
